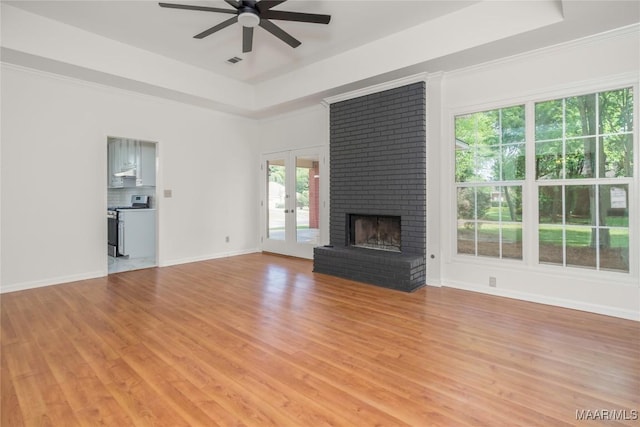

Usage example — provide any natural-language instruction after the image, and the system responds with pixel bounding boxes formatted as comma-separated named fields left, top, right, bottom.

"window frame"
left=450, top=81, right=638, bottom=278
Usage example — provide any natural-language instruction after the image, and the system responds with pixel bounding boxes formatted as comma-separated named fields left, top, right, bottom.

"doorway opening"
left=107, top=136, right=158, bottom=274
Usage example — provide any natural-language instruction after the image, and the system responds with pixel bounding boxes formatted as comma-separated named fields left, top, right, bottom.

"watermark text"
left=576, top=409, right=638, bottom=421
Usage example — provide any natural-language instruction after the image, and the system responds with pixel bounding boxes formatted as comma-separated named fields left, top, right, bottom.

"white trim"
left=443, top=280, right=639, bottom=321
left=0, top=270, right=105, bottom=294
left=323, top=72, right=429, bottom=105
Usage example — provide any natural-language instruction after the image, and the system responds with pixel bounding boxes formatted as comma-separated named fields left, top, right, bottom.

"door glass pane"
left=267, top=159, right=286, bottom=240
left=296, top=155, right=320, bottom=244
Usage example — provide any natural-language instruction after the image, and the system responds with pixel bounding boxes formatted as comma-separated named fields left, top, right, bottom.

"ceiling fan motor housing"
left=238, top=7, right=260, bottom=28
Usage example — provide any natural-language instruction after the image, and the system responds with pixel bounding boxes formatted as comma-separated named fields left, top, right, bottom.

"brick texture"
left=314, top=82, right=427, bottom=291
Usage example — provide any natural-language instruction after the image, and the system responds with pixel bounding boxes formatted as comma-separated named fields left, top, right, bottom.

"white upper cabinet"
left=108, top=138, right=156, bottom=188
left=137, top=142, right=156, bottom=187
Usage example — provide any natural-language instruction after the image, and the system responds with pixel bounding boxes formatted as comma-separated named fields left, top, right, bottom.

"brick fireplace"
left=313, top=82, right=426, bottom=292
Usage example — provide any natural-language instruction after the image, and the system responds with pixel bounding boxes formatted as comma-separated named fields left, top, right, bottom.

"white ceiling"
left=4, top=0, right=477, bottom=83
left=2, top=0, right=639, bottom=116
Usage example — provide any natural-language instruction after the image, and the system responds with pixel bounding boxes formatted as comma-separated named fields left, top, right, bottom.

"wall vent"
left=226, top=56, right=243, bottom=64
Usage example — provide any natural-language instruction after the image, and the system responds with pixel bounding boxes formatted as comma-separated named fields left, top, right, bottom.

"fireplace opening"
left=349, top=214, right=401, bottom=252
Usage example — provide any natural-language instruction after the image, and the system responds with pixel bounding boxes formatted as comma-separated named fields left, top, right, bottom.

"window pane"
left=455, top=147, right=474, bottom=182
left=599, top=87, right=634, bottom=134
left=502, top=143, right=525, bottom=180
left=536, top=140, right=562, bottom=180
left=565, top=185, right=595, bottom=226
left=600, top=185, right=629, bottom=227
left=600, top=228, right=629, bottom=272
left=476, top=187, right=493, bottom=221
left=565, top=138, right=596, bottom=179
left=535, top=99, right=563, bottom=140
left=539, top=225, right=564, bottom=265
left=477, top=145, right=500, bottom=182
left=502, top=224, right=523, bottom=259
left=539, top=186, right=563, bottom=265
left=601, top=134, right=633, bottom=178
left=457, top=222, right=475, bottom=255
left=501, top=105, right=525, bottom=144
left=478, top=110, right=500, bottom=145
left=457, top=188, right=476, bottom=255
left=455, top=114, right=476, bottom=143
left=501, top=185, right=523, bottom=260
left=539, top=185, right=563, bottom=225
left=565, top=226, right=596, bottom=269
left=566, top=94, right=596, bottom=137
left=502, top=186, right=523, bottom=222
left=477, top=221, right=500, bottom=257
left=457, top=187, right=476, bottom=220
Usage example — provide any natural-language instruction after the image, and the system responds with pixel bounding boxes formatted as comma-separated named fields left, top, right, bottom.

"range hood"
left=114, top=168, right=136, bottom=177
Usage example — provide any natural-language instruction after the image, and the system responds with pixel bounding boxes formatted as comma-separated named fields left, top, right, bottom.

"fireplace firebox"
left=349, top=214, right=401, bottom=252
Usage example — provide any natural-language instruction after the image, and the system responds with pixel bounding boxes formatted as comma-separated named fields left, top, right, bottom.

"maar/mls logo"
left=576, top=409, right=639, bottom=421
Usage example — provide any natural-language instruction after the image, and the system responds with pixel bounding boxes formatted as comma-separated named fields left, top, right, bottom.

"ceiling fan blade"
left=257, top=1, right=287, bottom=11
left=261, top=10, right=331, bottom=24
left=224, top=0, right=241, bottom=8
left=194, top=16, right=238, bottom=39
left=243, top=26, right=254, bottom=53
left=259, top=19, right=301, bottom=48
left=159, top=2, right=236, bottom=14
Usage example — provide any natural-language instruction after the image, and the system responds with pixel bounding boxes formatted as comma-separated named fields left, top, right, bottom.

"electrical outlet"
left=225, top=236, right=230, bottom=243
left=489, top=276, right=497, bottom=287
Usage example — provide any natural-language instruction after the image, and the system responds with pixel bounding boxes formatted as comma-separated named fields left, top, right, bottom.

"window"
left=454, top=87, right=634, bottom=273
left=536, top=88, right=633, bottom=272
left=455, top=106, right=525, bottom=259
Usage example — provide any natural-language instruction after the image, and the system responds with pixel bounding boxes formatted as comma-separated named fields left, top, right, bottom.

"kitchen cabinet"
left=137, top=142, right=156, bottom=187
left=118, top=209, right=156, bottom=258
left=108, top=139, right=156, bottom=188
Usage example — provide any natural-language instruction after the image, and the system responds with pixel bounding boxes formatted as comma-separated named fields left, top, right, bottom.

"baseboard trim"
left=444, top=280, right=639, bottom=321
left=0, top=270, right=106, bottom=294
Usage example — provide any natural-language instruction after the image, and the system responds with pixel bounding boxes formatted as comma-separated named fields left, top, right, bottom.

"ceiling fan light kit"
left=159, top=0, right=331, bottom=53
left=238, top=10, right=259, bottom=28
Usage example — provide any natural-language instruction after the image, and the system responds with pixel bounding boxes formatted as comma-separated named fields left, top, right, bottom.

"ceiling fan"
left=158, top=0, right=331, bottom=53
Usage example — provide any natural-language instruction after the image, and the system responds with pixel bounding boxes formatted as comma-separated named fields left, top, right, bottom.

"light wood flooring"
left=2, top=253, right=639, bottom=426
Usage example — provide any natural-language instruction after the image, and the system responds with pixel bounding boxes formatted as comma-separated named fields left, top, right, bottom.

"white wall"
left=256, top=105, right=328, bottom=154
left=436, top=28, right=639, bottom=320
left=0, top=64, right=259, bottom=292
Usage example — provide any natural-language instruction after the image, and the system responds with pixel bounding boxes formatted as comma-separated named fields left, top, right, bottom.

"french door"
left=261, top=148, right=323, bottom=259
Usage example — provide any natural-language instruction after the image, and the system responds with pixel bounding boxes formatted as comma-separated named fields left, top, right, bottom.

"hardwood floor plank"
left=2, top=253, right=638, bottom=426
